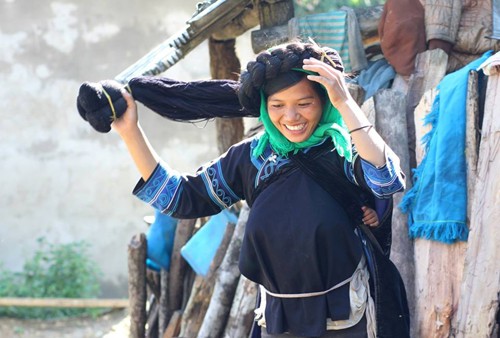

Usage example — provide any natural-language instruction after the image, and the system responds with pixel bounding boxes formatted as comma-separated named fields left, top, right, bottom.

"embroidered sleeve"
left=133, top=141, right=249, bottom=218
left=344, top=148, right=406, bottom=198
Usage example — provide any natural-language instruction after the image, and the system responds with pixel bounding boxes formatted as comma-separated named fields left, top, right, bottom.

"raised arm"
left=111, top=90, right=159, bottom=181
left=303, top=58, right=387, bottom=167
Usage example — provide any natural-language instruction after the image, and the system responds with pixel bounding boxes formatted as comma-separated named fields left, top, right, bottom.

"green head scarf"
left=252, top=70, right=352, bottom=161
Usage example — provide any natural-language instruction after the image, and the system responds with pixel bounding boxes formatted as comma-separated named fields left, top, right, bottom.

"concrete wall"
left=0, top=0, right=254, bottom=297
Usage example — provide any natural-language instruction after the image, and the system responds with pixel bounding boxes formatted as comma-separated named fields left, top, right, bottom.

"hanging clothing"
left=288, top=10, right=367, bottom=73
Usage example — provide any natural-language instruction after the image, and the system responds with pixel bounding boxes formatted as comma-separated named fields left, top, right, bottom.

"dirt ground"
left=0, top=309, right=130, bottom=338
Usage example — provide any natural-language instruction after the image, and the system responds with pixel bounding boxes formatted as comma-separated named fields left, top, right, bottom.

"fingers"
left=302, top=58, right=348, bottom=105
left=363, top=216, right=379, bottom=228
left=361, top=206, right=380, bottom=227
left=121, top=88, right=136, bottom=108
left=302, top=58, right=341, bottom=77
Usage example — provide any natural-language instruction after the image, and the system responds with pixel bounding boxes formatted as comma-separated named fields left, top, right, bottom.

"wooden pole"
left=167, top=218, right=196, bottom=318
left=209, top=36, right=244, bottom=154
left=0, top=297, right=129, bottom=308
left=410, top=69, right=479, bottom=338
left=179, top=217, right=236, bottom=337
left=406, top=49, right=448, bottom=169
left=372, top=89, right=415, bottom=322
left=158, top=269, right=169, bottom=336
left=197, top=205, right=250, bottom=338
left=128, top=233, right=148, bottom=338
left=454, top=73, right=500, bottom=337
left=464, top=71, right=480, bottom=218
left=162, top=310, right=183, bottom=338
left=146, top=298, right=159, bottom=338
left=222, top=275, right=258, bottom=338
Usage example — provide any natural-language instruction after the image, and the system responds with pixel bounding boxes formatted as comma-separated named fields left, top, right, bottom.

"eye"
left=270, top=103, right=284, bottom=109
left=298, top=101, right=313, bottom=108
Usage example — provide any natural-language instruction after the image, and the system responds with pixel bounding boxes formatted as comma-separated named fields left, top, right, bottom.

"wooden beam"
left=0, top=297, right=128, bottom=308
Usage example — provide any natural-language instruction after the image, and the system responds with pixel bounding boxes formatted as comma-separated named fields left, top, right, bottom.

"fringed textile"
left=399, top=51, right=493, bottom=244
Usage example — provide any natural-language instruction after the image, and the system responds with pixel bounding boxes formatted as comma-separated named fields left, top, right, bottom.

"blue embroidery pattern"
left=255, top=155, right=290, bottom=187
left=344, top=151, right=404, bottom=198
left=135, top=165, right=183, bottom=213
left=201, top=162, right=240, bottom=209
left=360, top=156, right=404, bottom=198
left=249, top=137, right=289, bottom=187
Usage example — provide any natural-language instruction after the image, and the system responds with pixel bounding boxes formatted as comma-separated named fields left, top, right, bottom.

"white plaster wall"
left=0, top=0, right=254, bottom=296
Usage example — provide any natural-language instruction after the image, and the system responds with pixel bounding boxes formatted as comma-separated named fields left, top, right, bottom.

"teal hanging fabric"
left=399, top=51, right=493, bottom=244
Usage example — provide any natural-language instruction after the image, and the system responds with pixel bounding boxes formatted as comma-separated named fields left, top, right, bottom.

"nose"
left=283, top=107, right=299, bottom=121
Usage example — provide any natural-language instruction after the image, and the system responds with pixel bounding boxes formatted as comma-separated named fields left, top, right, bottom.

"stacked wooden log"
left=127, top=205, right=256, bottom=338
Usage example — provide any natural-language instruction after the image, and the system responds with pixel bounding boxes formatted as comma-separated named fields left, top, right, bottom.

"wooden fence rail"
left=0, top=298, right=129, bottom=308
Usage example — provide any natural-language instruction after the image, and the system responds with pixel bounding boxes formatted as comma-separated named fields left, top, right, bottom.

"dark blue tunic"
left=132, top=135, right=405, bottom=336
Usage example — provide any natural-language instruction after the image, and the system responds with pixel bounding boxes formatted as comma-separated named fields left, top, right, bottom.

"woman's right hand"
left=112, top=90, right=139, bottom=138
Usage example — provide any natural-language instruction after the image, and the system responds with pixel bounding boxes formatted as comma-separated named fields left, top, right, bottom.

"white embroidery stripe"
left=160, top=178, right=182, bottom=213
left=262, top=276, right=354, bottom=299
left=203, top=171, right=229, bottom=209
left=149, top=172, right=171, bottom=205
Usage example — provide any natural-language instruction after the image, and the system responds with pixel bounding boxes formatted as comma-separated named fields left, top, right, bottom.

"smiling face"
left=266, top=77, right=324, bottom=143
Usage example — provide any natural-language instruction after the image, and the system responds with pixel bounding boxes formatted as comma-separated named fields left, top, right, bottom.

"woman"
left=111, top=42, right=407, bottom=337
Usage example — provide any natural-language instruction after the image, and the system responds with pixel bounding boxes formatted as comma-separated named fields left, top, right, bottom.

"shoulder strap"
left=292, top=148, right=391, bottom=256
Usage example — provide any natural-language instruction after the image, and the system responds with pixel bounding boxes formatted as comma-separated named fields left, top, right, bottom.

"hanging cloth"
left=399, top=51, right=493, bottom=243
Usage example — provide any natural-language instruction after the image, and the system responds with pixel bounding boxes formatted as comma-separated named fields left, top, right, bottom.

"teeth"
left=285, top=123, right=305, bottom=131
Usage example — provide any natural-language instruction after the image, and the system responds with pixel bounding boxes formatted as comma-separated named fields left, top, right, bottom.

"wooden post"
left=167, top=218, right=196, bottom=319
left=179, top=217, right=236, bottom=337
left=197, top=205, right=250, bottom=338
left=222, top=275, right=258, bottom=338
left=454, top=74, right=500, bottom=337
left=406, top=49, right=448, bottom=169
left=413, top=88, right=437, bottom=164
left=162, top=310, right=183, bottom=338
left=128, top=233, right=147, bottom=338
left=347, top=82, right=365, bottom=107
left=257, top=0, right=294, bottom=29
left=250, top=0, right=294, bottom=52
left=372, top=89, right=415, bottom=322
left=464, top=71, right=480, bottom=219
left=146, top=298, right=159, bottom=338
left=410, top=71, right=480, bottom=338
left=146, top=269, right=161, bottom=300
left=209, top=37, right=244, bottom=154
left=360, top=96, right=376, bottom=127
left=158, top=269, right=169, bottom=336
